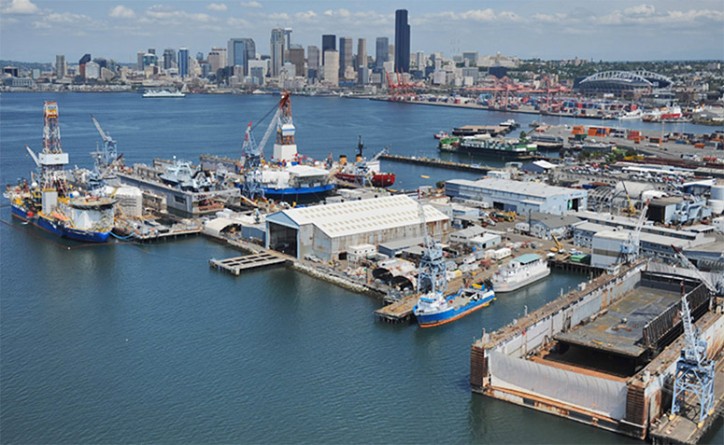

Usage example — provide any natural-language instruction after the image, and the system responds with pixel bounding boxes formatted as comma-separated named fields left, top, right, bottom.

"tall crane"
left=241, top=122, right=264, bottom=201
left=669, top=244, right=717, bottom=425
left=670, top=291, right=716, bottom=425
left=416, top=198, right=447, bottom=295
left=89, top=115, right=119, bottom=188
left=619, top=200, right=649, bottom=264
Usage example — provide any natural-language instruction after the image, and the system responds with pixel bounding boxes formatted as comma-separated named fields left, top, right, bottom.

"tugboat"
left=5, top=101, right=115, bottom=243
left=334, top=136, right=396, bottom=188
left=411, top=202, right=496, bottom=328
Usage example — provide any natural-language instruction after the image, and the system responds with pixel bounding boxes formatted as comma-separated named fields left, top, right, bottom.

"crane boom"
left=91, top=115, right=111, bottom=142
left=25, top=145, right=40, bottom=167
left=256, top=108, right=280, bottom=158
left=671, top=245, right=720, bottom=294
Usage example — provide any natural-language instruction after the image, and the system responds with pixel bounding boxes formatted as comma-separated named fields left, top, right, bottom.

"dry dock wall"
left=471, top=265, right=724, bottom=440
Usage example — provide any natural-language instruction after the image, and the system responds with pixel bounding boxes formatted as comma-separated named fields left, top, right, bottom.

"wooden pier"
left=209, top=252, right=288, bottom=276
left=374, top=294, right=419, bottom=323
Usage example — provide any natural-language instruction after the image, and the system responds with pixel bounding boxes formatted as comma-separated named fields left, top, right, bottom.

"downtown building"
left=394, top=9, right=410, bottom=73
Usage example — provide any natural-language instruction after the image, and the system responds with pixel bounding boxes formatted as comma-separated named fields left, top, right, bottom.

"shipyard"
left=2, top=2, right=724, bottom=444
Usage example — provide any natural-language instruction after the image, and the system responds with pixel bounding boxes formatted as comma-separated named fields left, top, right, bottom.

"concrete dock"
left=209, top=252, right=288, bottom=275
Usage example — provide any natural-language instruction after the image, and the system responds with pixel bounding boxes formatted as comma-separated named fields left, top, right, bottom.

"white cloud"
left=143, top=6, right=215, bottom=24
left=1, top=0, right=39, bottom=14
left=240, top=1, right=261, bottom=8
left=624, top=4, right=656, bottom=16
left=207, top=3, right=227, bottom=12
left=227, top=17, right=250, bottom=27
left=109, top=5, right=135, bottom=19
left=294, top=10, right=317, bottom=22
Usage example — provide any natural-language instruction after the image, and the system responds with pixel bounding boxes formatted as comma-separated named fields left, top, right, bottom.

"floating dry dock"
left=470, top=261, right=724, bottom=442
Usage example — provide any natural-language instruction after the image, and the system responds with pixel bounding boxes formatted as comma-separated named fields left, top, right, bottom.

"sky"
left=1, top=0, right=723, bottom=63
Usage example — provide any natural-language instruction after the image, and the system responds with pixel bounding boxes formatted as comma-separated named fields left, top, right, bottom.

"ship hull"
left=335, top=172, right=396, bottom=188
left=16, top=205, right=111, bottom=243
left=414, top=290, right=495, bottom=328
left=448, top=144, right=536, bottom=160
left=493, top=267, right=550, bottom=293
left=262, top=183, right=335, bottom=197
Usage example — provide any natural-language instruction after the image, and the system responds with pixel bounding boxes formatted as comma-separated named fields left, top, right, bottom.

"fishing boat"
left=433, top=130, right=449, bottom=139
left=334, top=137, right=395, bottom=188
left=491, top=253, right=550, bottom=293
left=5, top=101, right=115, bottom=243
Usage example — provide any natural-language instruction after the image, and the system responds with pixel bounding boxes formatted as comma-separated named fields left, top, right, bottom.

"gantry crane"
left=669, top=244, right=717, bottom=426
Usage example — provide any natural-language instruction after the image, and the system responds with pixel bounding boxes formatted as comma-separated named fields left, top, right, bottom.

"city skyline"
left=1, top=0, right=723, bottom=63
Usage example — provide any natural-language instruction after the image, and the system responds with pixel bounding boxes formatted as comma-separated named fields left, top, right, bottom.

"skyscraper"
left=136, top=51, right=145, bottom=71
left=163, top=48, right=176, bottom=70
left=227, top=38, right=256, bottom=75
left=178, top=48, right=189, bottom=78
left=55, top=55, right=66, bottom=79
left=78, top=53, right=91, bottom=78
left=321, top=34, right=336, bottom=65
left=208, top=48, right=227, bottom=73
left=307, top=45, right=320, bottom=70
left=322, top=50, right=339, bottom=86
left=283, top=28, right=293, bottom=53
left=357, top=38, right=367, bottom=69
left=287, top=46, right=305, bottom=78
left=375, top=37, right=388, bottom=70
left=394, top=9, right=410, bottom=73
left=270, top=28, right=285, bottom=77
left=339, top=36, right=353, bottom=79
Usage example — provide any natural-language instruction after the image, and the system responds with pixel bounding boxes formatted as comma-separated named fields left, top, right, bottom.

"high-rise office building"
left=322, top=50, right=339, bottom=86
left=375, top=37, right=388, bottom=70
left=287, top=46, right=305, bottom=78
left=283, top=28, right=293, bottom=53
left=339, top=36, right=353, bottom=79
left=270, top=28, right=285, bottom=77
left=163, top=48, right=176, bottom=70
left=55, top=55, right=66, bottom=79
left=78, top=53, right=91, bottom=78
left=321, top=34, right=336, bottom=65
left=136, top=51, right=145, bottom=71
left=147, top=48, right=156, bottom=55
left=143, top=53, right=158, bottom=68
left=178, top=48, right=189, bottom=78
left=307, top=45, right=320, bottom=70
left=227, top=38, right=256, bottom=75
left=394, top=9, right=410, bottom=73
left=208, top=48, right=227, bottom=73
left=357, top=38, right=367, bottom=69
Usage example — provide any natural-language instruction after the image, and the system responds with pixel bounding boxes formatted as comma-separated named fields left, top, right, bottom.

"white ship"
left=491, top=253, right=550, bottom=293
left=618, top=109, right=643, bottom=120
left=142, top=89, right=186, bottom=98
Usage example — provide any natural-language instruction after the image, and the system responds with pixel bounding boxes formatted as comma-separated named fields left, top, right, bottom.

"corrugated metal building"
left=265, top=195, right=449, bottom=260
left=445, top=178, right=587, bottom=215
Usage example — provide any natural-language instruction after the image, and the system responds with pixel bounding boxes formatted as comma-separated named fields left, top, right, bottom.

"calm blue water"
left=1, top=93, right=721, bottom=444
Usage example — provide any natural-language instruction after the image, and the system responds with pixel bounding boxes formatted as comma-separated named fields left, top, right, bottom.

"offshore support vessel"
left=241, top=92, right=335, bottom=201
left=4, top=101, right=115, bottom=243
left=411, top=201, right=496, bottom=328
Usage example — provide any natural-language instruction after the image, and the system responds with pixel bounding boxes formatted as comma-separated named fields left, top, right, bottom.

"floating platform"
left=470, top=261, right=724, bottom=441
left=209, top=252, right=288, bottom=275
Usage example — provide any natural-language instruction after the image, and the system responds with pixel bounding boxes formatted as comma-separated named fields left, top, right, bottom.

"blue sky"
left=1, top=0, right=723, bottom=63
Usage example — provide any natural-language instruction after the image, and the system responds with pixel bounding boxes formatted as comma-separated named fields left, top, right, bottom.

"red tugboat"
left=335, top=136, right=396, bottom=188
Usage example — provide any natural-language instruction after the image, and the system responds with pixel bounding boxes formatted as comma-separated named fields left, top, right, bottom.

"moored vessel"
left=334, top=137, right=396, bottom=188
left=491, top=253, right=550, bottom=293
left=414, top=282, right=496, bottom=328
left=5, top=101, right=115, bottom=243
left=448, top=134, right=538, bottom=160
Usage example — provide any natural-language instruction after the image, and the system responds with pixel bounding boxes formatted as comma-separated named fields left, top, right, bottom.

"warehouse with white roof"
left=445, top=178, right=588, bottom=215
left=265, top=195, right=450, bottom=260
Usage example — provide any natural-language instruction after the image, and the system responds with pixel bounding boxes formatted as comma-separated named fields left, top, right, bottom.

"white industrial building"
left=265, top=195, right=449, bottom=260
left=445, top=178, right=587, bottom=216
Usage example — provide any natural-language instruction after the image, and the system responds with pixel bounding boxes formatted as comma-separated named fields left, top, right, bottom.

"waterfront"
left=1, top=93, right=722, bottom=443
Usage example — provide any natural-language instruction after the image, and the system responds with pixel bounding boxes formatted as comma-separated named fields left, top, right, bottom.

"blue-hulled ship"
left=410, top=201, right=496, bottom=328
left=4, top=101, right=115, bottom=243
